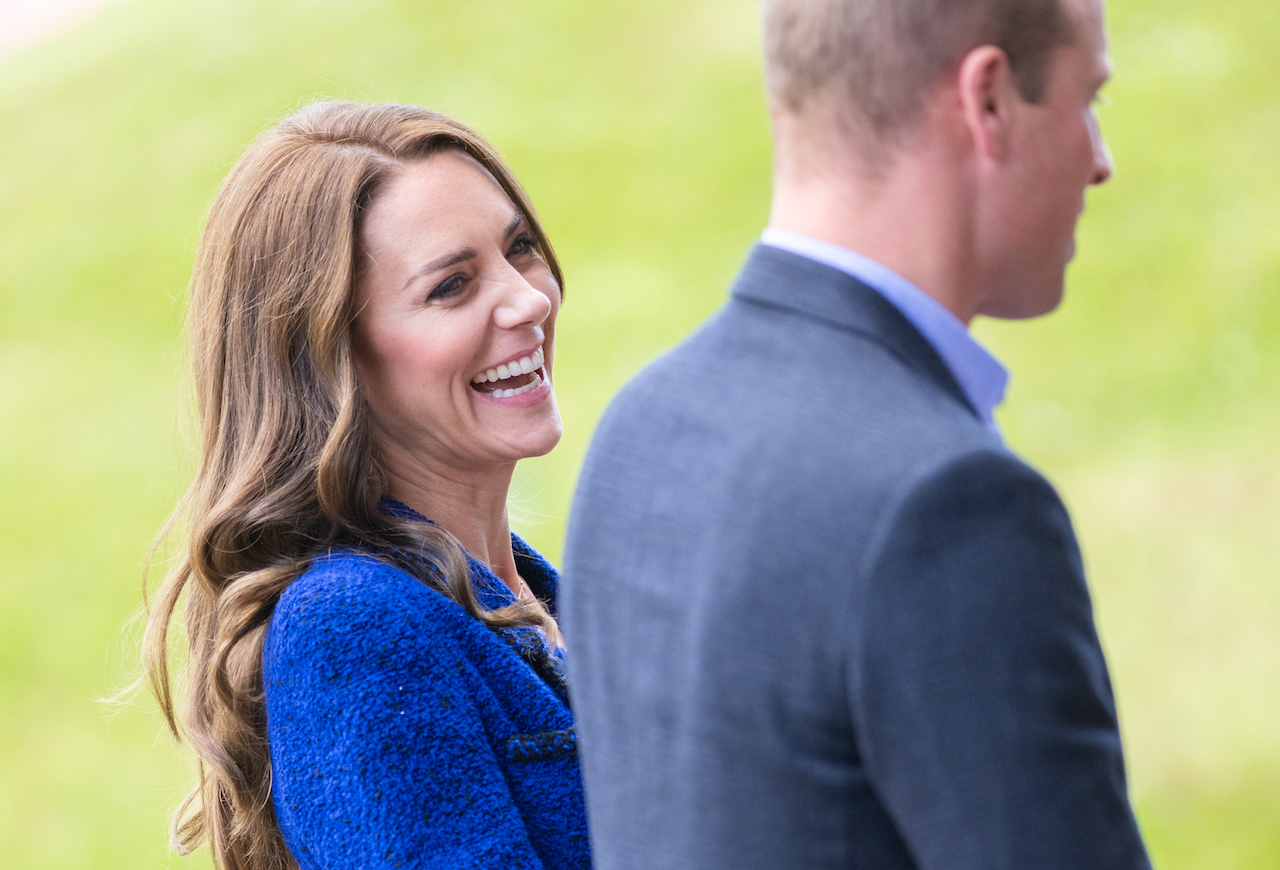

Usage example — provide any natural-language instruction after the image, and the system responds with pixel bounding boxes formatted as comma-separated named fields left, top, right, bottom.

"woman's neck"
left=384, top=462, right=522, bottom=595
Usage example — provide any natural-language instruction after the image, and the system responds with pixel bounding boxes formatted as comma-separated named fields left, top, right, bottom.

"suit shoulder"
left=861, top=446, right=1075, bottom=579
left=890, top=446, right=1063, bottom=517
left=596, top=304, right=734, bottom=403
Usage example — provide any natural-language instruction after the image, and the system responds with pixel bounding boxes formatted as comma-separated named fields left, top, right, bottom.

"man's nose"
left=1090, top=122, right=1114, bottom=186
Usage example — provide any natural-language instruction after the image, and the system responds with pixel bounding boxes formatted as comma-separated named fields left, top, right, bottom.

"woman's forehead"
left=366, top=154, right=518, bottom=242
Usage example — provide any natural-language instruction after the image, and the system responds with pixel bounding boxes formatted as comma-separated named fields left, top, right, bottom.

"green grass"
left=1, top=0, right=1276, bottom=866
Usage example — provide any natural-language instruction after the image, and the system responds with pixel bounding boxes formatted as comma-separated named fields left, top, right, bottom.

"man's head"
left=763, top=0, right=1072, bottom=161
left=971, top=0, right=1113, bottom=318
left=763, top=0, right=1113, bottom=322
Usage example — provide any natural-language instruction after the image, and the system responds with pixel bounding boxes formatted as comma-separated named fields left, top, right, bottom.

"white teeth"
left=493, top=372, right=542, bottom=398
left=470, top=345, right=545, bottom=385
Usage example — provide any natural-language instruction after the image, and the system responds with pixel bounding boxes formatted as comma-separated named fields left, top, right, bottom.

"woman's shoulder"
left=266, top=550, right=469, bottom=666
left=277, top=549, right=429, bottom=612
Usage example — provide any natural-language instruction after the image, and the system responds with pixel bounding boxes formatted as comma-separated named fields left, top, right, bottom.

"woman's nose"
left=492, top=268, right=553, bottom=330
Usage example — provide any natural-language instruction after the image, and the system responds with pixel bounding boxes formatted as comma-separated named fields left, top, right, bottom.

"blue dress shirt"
left=760, top=227, right=1008, bottom=432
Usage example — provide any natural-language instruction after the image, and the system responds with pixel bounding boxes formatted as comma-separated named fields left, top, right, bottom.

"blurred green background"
left=1, top=0, right=1276, bottom=866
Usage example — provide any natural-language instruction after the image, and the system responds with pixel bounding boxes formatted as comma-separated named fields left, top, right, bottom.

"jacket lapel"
left=730, top=244, right=980, bottom=420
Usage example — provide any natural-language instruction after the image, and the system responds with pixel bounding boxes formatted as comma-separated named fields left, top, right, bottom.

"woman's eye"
left=507, top=233, right=538, bottom=258
left=427, top=274, right=466, bottom=301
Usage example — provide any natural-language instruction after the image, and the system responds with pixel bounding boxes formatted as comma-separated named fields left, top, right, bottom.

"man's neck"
left=768, top=127, right=981, bottom=325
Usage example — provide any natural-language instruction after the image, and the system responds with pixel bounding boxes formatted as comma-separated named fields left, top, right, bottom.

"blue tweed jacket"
left=263, top=513, right=590, bottom=870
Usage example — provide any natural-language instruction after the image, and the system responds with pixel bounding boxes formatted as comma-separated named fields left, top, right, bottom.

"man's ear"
left=956, top=45, right=1018, bottom=162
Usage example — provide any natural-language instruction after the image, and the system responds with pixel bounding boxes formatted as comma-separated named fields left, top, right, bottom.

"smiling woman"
left=352, top=151, right=565, bottom=526
left=142, top=101, right=589, bottom=870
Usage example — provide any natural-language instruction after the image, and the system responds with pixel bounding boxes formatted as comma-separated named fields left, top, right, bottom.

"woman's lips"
left=471, top=366, right=553, bottom=406
left=472, top=368, right=543, bottom=398
left=470, top=345, right=544, bottom=388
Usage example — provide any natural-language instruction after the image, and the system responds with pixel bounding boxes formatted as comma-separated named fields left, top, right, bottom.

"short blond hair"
left=764, top=0, right=1072, bottom=142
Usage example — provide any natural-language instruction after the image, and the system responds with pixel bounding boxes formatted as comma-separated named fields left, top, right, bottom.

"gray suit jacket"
left=561, top=245, right=1151, bottom=869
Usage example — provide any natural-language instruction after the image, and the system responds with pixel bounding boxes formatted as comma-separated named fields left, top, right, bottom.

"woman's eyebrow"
left=400, top=212, right=526, bottom=292
left=403, top=248, right=476, bottom=290
left=504, top=211, right=524, bottom=239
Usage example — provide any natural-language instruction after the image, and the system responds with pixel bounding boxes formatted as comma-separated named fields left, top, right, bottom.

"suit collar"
left=730, top=243, right=979, bottom=420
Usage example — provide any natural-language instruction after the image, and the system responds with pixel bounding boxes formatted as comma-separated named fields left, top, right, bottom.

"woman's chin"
left=516, top=412, right=563, bottom=460
left=472, top=397, right=562, bottom=463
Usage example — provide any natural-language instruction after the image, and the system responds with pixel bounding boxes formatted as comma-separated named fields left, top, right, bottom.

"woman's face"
left=352, top=151, right=562, bottom=482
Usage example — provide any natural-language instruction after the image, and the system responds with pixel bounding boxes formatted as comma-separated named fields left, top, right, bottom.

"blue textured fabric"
left=562, top=245, right=1151, bottom=870
left=263, top=522, right=590, bottom=870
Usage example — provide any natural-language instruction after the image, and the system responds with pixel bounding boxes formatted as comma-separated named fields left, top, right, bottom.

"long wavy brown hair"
left=142, top=101, right=565, bottom=870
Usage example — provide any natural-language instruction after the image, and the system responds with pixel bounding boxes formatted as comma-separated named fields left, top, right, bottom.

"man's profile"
left=562, top=0, right=1152, bottom=867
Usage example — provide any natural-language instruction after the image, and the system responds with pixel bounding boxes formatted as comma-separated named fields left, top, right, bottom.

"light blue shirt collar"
left=760, top=227, right=1009, bottom=433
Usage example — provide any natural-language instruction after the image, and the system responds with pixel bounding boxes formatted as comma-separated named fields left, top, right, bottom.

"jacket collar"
left=730, top=243, right=979, bottom=420
left=377, top=495, right=561, bottom=611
